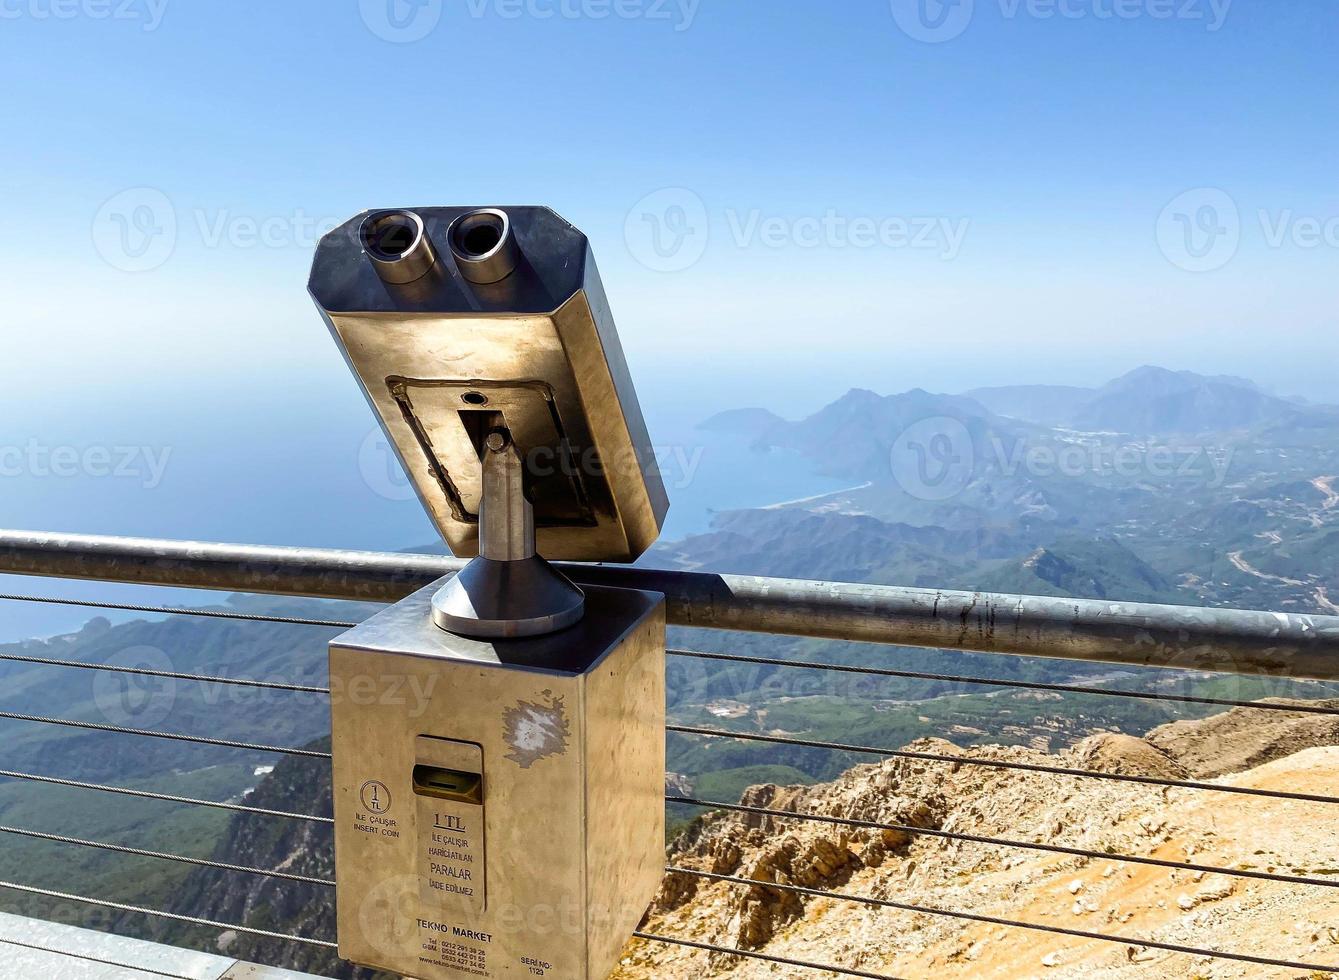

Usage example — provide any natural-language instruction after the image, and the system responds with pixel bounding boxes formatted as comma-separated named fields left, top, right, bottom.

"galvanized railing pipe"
left=2, top=529, right=1338, bottom=680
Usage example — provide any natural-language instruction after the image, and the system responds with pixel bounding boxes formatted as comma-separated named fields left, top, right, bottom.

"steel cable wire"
left=0, top=824, right=334, bottom=887
left=633, top=931, right=907, bottom=978
left=0, top=880, right=338, bottom=949
left=0, top=650, right=329, bottom=693
left=0, top=709, right=332, bottom=759
left=668, top=648, right=1339, bottom=714
left=665, top=796, right=1339, bottom=889
left=0, top=591, right=359, bottom=628
left=0, top=768, right=332, bottom=823
left=5, top=593, right=1336, bottom=715
left=668, top=725, right=1339, bottom=805
left=665, top=866, right=1339, bottom=973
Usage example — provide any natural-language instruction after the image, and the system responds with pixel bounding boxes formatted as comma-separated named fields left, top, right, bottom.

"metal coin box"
left=329, top=581, right=664, bottom=979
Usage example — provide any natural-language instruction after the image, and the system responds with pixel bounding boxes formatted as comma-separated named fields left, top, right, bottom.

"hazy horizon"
left=4, top=0, right=1339, bottom=643
left=5, top=3, right=1339, bottom=419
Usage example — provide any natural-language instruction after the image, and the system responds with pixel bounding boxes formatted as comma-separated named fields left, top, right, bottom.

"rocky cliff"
left=168, top=703, right=1339, bottom=979
left=161, top=738, right=387, bottom=979
left=615, top=703, right=1339, bottom=979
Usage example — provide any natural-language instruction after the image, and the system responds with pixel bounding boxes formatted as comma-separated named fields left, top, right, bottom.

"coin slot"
left=413, top=765, right=483, bottom=805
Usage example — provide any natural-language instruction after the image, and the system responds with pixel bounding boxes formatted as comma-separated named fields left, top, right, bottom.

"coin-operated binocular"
left=310, top=206, right=669, bottom=980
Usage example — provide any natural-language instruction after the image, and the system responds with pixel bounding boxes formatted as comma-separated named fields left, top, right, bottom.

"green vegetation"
left=666, top=675, right=1338, bottom=789
left=0, top=763, right=251, bottom=926
left=2, top=369, right=1338, bottom=975
left=692, top=764, right=815, bottom=803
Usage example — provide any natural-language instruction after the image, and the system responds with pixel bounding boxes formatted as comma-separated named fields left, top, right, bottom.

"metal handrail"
left=2, top=529, right=1338, bottom=679
left=3, top=531, right=1339, bottom=978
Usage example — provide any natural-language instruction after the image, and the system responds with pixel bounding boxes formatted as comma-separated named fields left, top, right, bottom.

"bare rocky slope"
left=164, top=702, right=1339, bottom=979
left=614, top=702, right=1339, bottom=979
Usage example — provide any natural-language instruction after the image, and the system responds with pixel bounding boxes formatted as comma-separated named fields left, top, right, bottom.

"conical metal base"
left=431, top=555, right=585, bottom=639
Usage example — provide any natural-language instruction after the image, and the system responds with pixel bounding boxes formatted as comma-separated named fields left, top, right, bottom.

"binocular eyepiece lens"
left=364, top=214, right=420, bottom=259
left=448, top=208, right=519, bottom=285
left=360, top=210, right=438, bottom=285
left=358, top=208, right=520, bottom=287
left=460, top=221, right=503, bottom=258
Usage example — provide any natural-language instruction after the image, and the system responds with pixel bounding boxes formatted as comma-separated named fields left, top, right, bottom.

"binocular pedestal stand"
left=430, top=428, right=586, bottom=639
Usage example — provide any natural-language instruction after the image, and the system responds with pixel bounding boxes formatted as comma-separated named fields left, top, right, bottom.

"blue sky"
left=0, top=0, right=1337, bottom=581
left=3, top=0, right=1337, bottom=409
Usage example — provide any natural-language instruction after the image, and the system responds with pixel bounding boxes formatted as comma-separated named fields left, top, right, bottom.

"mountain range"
left=691, top=365, right=1339, bottom=614
left=1, top=364, right=1336, bottom=977
left=966, top=365, right=1325, bottom=433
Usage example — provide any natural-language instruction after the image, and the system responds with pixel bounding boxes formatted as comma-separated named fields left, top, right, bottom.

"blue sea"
left=0, top=372, right=847, bottom=642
